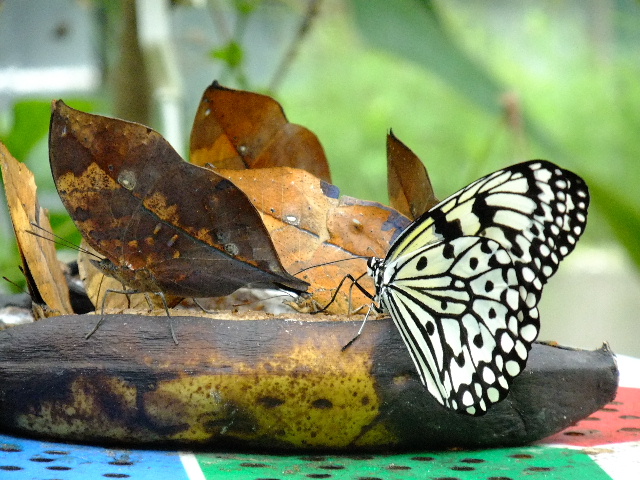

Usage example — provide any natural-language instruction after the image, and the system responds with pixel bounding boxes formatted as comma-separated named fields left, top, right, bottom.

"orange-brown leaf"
left=220, top=167, right=410, bottom=313
left=387, top=130, right=439, bottom=220
left=190, top=81, right=331, bottom=182
left=0, top=142, right=73, bottom=317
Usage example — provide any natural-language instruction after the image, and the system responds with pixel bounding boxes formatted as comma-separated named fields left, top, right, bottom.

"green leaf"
left=350, top=0, right=503, bottom=115
left=234, top=0, right=259, bottom=16
left=586, top=176, right=640, bottom=270
left=349, top=0, right=567, bottom=164
left=0, top=99, right=98, bottom=162
left=0, top=100, right=52, bottom=162
left=210, top=41, right=245, bottom=68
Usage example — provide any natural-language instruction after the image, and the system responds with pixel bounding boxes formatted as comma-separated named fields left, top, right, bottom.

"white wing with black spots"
left=366, top=160, right=589, bottom=415
left=385, top=160, right=589, bottom=312
left=370, top=236, right=535, bottom=415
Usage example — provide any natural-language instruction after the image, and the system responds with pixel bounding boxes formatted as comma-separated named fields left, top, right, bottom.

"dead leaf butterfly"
left=49, top=101, right=308, bottom=320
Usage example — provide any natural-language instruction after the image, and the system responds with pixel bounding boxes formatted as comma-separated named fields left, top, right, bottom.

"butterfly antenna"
left=27, top=223, right=101, bottom=260
left=294, top=256, right=368, bottom=275
left=2, top=276, right=27, bottom=294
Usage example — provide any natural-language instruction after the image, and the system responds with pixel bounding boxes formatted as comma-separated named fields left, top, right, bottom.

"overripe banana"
left=0, top=313, right=617, bottom=450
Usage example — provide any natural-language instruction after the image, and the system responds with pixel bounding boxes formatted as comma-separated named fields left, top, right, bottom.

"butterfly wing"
left=375, top=236, right=536, bottom=415
left=49, top=100, right=308, bottom=298
left=385, top=160, right=589, bottom=310
left=371, top=160, right=589, bottom=415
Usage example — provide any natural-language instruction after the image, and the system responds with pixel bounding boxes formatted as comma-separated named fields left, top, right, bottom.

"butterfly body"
left=368, top=160, right=589, bottom=415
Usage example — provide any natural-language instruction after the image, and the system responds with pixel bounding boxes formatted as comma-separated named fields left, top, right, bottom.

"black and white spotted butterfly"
left=366, top=160, right=589, bottom=415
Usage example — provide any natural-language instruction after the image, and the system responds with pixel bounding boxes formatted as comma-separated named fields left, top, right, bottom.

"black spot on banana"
left=0, top=314, right=617, bottom=450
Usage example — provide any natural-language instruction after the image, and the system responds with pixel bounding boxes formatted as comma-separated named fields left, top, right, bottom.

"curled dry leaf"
left=0, top=142, right=73, bottom=317
left=187, top=83, right=414, bottom=313
left=387, top=130, right=439, bottom=220
left=49, top=101, right=308, bottom=307
left=190, top=81, right=331, bottom=183
left=220, top=167, right=411, bottom=314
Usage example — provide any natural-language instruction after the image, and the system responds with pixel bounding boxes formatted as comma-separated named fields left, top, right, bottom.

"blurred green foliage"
left=349, top=0, right=640, bottom=270
left=211, top=40, right=244, bottom=69
left=0, top=101, right=52, bottom=163
left=278, top=0, right=640, bottom=270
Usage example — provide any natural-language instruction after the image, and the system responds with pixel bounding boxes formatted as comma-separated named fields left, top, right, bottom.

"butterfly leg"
left=341, top=303, right=377, bottom=352
left=142, top=293, right=154, bottom=312
left=309, top=272, right=380, bottom=350
left=314, top=272, right=372, bottom=313
left=85, top=316, right=104, bottom=340
left=156, top=291, right=178, bottom=345
left=85, top=287, right=138, bottom=339
left=346, top=279, right=368, bottom=315
left=192, top=298, right=213, bottom=313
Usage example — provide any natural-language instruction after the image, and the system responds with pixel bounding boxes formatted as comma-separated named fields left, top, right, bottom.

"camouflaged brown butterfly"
left=49, top=101, right=308, bottom=338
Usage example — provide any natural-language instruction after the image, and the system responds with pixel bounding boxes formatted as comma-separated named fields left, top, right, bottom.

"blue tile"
left=0, top=434, right=191, bottom=479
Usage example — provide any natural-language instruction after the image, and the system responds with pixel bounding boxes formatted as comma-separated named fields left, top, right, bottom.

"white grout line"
left=588, top=441, right=640, bottom=480
left=179, top=452, right=206, bottom=480
left=615, top=355, right=640, bottom=389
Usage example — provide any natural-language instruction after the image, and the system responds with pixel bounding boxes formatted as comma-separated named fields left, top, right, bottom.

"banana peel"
left=0, top=313, right=618, bottom=451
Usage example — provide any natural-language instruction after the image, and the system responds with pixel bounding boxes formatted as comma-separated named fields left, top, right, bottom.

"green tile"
left=195, top=445, right=611, bottom=480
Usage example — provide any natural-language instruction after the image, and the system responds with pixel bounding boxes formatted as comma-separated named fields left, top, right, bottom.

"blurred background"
left=0, top=0, right=638, bottom=355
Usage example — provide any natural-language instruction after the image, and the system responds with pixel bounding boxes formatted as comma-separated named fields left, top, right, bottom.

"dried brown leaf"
left=220, top=167, right=410, bottom=313
left=190, top=81, right=331, bottom=182
left=0, top=142, right=73, bottom=317
left=387, top=130, right=439, bottom=220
